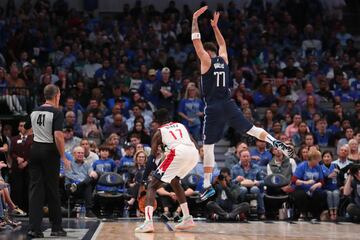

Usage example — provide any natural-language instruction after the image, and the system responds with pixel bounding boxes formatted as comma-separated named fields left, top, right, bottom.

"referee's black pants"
left=28, top=143, right=62, bottom=232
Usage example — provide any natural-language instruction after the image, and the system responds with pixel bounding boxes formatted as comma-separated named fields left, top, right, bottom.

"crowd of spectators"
left=0, top=0, right=359, bottom=226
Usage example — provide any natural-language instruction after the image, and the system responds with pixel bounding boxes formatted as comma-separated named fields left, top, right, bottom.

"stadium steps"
left=214, top=139, right=231, bottom=167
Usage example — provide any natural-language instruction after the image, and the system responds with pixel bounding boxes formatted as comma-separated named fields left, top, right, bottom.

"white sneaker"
left=135, top=220, right=154, bottom=233
left=175, top=215, right=195, bottom=230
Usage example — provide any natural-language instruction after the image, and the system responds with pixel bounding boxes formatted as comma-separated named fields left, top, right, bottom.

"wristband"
left=191, top=33, right=201, bottom=40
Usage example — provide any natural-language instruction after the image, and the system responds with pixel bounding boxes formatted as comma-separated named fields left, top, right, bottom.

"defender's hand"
left=193, top=6, right=208, bottom=19
left=211, top=11, right=220, bottom=27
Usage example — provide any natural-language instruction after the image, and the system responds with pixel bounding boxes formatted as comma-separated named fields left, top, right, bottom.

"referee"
left=25, top=84, right=71, bottom=238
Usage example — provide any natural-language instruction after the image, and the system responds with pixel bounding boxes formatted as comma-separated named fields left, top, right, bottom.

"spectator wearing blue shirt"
left=291, top=149, right=326, bottom=220
left=118, top=143, right=135, bottom=175
left=253, top=82, right=276, bottom=107
left=335, top=78, right=359, bottom=102
left=94, top=59, right=115, bottom=86
left=64, top=146, right=98, bottom=217
left=59, top=46, right=76, bottom=70
left=321, top=151, right=340, bottom=221
left=350, top=72, right=360, bottom=92
left=314, top=118, right=333, bottom=147
left=92, top=145, right=116, bottom=173
left=177, top=84, right=204, bottom=141
left=138, top=69, right=158, bottom=106
left=106, top=85, right=130, bottom=113
left=250, top=139, right=272, bottom=168
left=231, top=150, right=266, bottom=219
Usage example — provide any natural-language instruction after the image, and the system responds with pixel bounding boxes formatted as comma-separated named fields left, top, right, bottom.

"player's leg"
left=171, top=148, right=198, bottom=230
left=201, top=104, right=224, bottom=201
left=136, top=148, right=179, bottom=233
left=246, top=126, right=294, bottom=157
left=170, top=177, right=195, bottom=230
left=170, top=177, right=195, bottom=229
left=135, top=177, right=163, bottom=233
left=203, top=144, right=215, bottom=188
left=227, top=101, right=294, bottom=157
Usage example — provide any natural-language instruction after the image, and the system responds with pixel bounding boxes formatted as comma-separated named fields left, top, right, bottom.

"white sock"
left=204, top=173, right=212, bottom=188
left=203, top=144, right=215, bottom=188
left=145, top=206, right=154, bottom=221
left=180, top=202, right=190, bottom=218
left=246, top=126, right=276, bottom=145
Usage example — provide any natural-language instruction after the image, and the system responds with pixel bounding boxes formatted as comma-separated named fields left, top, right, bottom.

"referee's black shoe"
left=27, top=230, right=44, bottom=238
left=50, top=228, right=67, bottom=237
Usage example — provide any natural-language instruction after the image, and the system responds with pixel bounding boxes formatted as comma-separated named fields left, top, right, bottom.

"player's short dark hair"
left=154, top=108, right=170, bottom=125
left=44, top=84, right=59, bottom=100
left=203, top=42, right=218, bottom=54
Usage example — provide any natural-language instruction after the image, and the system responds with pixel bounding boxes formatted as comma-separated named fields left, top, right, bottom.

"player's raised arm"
left=192, top=6, right=211, bottom=67
left=210, top=11, right=228, bottom=64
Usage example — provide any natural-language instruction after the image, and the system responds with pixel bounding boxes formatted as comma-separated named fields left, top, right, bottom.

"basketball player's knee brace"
left=246, top=126, right=266, bottom=140
left=203, top=144, right=215, bottom=168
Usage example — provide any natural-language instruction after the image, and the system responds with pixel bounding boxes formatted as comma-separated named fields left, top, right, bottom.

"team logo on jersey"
left=214, top=63, right=224, bottom=69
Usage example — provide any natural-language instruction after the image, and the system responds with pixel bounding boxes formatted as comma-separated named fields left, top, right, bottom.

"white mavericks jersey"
left=159, top=122, right=194, bottom=149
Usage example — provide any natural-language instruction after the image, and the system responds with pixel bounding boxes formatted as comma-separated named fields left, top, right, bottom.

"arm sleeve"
left=53, top=110, right=64, bottom=131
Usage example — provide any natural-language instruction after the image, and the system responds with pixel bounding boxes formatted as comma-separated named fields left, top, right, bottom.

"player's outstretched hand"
left=193, top=6, right=208, bottom=19
left=210, top=11, right=220, bottom=27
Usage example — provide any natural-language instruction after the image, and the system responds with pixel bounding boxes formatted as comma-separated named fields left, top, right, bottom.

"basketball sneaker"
left=175, top=215, right=195, bottom=230
left=273, top=140, right=295, bottom=158
left=135, top=220, right=154, bottom=233
left=199, top=186, right=215, bottom=202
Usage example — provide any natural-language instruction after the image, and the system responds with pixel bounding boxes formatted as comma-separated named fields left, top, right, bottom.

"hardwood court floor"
left=94, top=220, right=360, bottom=240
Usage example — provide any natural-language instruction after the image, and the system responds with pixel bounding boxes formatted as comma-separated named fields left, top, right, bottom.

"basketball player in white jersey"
left=135, top=109, right=198, bottom=233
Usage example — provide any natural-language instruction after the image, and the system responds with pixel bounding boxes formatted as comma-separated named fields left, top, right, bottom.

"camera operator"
left=206, top=168, right=249, bottom=221
left=344, top=164, right=360, bottom=221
